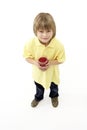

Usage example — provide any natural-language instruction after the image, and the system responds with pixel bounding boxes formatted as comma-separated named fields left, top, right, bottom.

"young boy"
left=23, top=12, right=65, bottom=107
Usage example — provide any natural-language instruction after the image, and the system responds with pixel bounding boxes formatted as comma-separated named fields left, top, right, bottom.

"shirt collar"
left=35, top=37, right=56, bottom=48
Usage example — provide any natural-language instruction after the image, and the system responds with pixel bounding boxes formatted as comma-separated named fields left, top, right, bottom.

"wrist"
left=49, top=60, right=59, bottom=65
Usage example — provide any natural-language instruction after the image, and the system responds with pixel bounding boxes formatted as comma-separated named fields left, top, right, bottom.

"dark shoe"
left=31, top=99, right=39, bottom=107
left=51, top=97, right=59, bottom=107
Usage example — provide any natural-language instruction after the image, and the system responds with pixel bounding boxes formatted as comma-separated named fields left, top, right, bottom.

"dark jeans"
left=34, top=81, right=59, bottom=101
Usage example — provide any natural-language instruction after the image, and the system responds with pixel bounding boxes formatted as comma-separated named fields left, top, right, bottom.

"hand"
left=37, top=61, right=50, bottom=71
left=39, top=64, right=49, bottom=71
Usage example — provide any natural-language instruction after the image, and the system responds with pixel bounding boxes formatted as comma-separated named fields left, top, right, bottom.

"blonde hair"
left=33, top=13, right=56, bottom=37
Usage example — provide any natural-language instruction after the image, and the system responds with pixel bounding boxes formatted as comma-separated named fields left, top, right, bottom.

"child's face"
left=36, top=29, right=53, bottom=45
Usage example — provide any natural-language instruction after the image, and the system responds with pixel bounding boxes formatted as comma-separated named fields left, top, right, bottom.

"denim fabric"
left=49, top=82, right=59, bottom=98
left=34, top=81, right=44, bottom=101
left=34, top=81, right=59, bottom=101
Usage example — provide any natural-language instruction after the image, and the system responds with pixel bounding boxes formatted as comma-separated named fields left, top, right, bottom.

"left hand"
left=39, top=61, right=50, bottom=71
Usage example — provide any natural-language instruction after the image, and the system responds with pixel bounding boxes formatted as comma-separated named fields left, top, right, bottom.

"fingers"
left=37, top=60, right=50, bottom=71
left=39, top=65, right=49, bottom=71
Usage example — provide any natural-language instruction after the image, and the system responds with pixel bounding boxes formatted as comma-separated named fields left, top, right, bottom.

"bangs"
left=37, top=20, right=52, bottom=30
left=33, top=13, right=56, bottom=37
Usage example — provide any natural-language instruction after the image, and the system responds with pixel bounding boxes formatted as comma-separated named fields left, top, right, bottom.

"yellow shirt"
left=23, top=37, right=65, bottom=89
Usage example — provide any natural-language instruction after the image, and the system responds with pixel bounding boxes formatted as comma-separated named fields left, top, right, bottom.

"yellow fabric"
left=23, top=37, right=65, bottom=89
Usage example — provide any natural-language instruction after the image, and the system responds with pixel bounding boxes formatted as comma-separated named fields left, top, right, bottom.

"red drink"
left=38, top=57, right=48, bottom=66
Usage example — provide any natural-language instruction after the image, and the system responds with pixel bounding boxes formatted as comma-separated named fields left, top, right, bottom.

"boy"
left=23, top=12, right=65, bottom=107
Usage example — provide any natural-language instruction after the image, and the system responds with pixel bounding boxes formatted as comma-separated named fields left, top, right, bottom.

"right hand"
left=34, top=60, right=49, bottom=71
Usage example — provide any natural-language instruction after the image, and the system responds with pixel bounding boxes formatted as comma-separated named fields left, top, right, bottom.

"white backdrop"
left=0, top=0, right=87, bottom=130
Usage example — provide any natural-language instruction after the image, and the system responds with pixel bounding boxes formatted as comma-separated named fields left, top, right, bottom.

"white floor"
left=0, top=0, right=87, bottom=130
left=0, top=55, right=87, bottom=130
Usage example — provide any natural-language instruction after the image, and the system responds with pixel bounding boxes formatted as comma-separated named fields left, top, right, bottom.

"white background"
left=0, top=0, right=87, bottom=130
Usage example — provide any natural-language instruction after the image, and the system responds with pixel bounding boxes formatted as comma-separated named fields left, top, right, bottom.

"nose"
left=42, top=32, right=47, bottom=36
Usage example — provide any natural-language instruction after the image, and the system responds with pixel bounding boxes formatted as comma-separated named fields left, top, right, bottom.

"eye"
left=39, top=30, right=43, bottom=33
left=47, top=30, right=51, bottom=32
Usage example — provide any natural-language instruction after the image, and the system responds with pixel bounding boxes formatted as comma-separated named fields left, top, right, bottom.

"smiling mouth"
left=42, top=38, right=49, bottom=40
